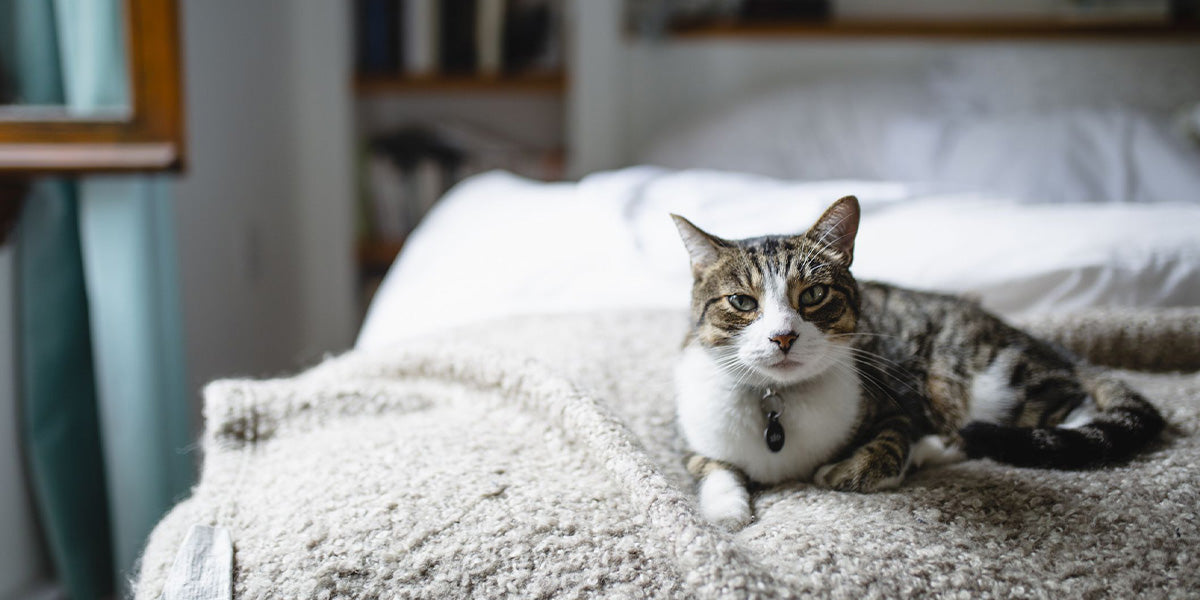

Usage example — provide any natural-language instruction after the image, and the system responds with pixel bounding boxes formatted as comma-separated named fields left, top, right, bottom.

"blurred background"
left=1, top=0, right=1198, bottom=598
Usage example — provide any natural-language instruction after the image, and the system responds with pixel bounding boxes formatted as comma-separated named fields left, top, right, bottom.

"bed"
left=136, top=49, right=1200, bottom=598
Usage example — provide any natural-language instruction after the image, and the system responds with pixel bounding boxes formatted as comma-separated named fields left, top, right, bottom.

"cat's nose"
left=769, top=331, right=798, bottom=354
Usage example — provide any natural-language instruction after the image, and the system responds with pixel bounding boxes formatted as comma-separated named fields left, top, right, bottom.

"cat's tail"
left=958, top=370, right=1165, bottom=469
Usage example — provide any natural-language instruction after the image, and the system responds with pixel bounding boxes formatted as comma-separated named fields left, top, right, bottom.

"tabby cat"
left=672, top=196, right=1165, bottom=528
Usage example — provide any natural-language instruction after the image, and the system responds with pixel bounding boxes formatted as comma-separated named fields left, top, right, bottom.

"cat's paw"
left=813, top=456, right=904, bottom=493
left=698, top=469, right=752, bottom=529
left=910, top=434, right=966, bottom=469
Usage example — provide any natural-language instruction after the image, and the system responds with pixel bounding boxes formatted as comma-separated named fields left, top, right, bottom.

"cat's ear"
left=806, top=195, right=860, bottom=267
left=671, top=214, right=728, bottom=275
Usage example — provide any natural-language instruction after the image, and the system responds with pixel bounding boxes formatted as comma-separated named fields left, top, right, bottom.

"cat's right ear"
left=806, top=195, right=860, bottom=267
left=671, top=214, right=727, bottom=276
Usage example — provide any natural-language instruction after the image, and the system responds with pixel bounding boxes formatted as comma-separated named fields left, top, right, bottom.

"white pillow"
left=851, top=198, right=1200, bottom=315
left=1178, top=101, right=1200, bottom=145
left=639, top=74, right=932, bottom=180
left=927, top=46, right=1200, bottom=114
left=356, top=169, right=1200, bottom=349
left=880, top=108, right=1200, bottom=204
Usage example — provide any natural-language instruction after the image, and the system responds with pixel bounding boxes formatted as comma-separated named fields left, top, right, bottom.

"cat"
left=672, top=195, right=1166, bottom=529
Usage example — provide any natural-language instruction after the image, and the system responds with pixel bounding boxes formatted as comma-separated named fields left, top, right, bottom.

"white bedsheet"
left=357, top=168, right=1200, bottom=350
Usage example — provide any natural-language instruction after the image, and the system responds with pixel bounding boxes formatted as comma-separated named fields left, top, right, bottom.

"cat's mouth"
left=769, top=358, right=803, bottom=369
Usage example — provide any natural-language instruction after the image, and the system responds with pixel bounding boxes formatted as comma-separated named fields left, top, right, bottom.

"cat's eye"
left=799, top=284, right=829, bottom=307
left=727, top=294, right=758, bottom=312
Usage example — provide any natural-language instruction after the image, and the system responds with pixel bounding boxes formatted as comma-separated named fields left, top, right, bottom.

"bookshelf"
left=351, top=0, right=567, bottom=312
left=666, top=19, right=1200, bottom=40
left=357, top=238, right=407, bottom=274
left=355, top=71, right=566, bottom=95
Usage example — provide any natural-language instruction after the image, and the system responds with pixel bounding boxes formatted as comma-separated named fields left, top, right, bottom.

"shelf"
left=666, top=19, right=1200, bottom=40
left=357, top=239, right=406, bottom=273
left=355, top=72, right=566, bottom=95
left=0, top=142, right=181, bottom=173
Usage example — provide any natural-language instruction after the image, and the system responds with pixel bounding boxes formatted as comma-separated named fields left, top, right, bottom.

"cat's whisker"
left=822, top=344, right=909, bottom=392
left=836, top=343, right=913, bottom=370
left=725, top=365, right=756, bottom=388
left=826, top=356, right=908, bottom=415
left=827, top=332, right=900, bottom=341
left=712, top=360, right=746, bottom=379
left=837, top=349, right=913, bottom=377
left=713, top=358, right=748, bottom=374
left=826, top=360, right=888, bottom=406
left=732, top=362, right=761, bottom=390
left=835, top=349, right=922, bottom=399
left=708, top=352, right=762, bottom=389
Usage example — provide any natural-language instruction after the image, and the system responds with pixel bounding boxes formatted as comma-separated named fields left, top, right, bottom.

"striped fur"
left=673, top=196, right=1166, bottom=526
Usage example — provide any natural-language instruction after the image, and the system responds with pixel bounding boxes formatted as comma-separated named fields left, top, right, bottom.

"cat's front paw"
left=813, top=456, right=904, bottom=493
left=698, top=469, right=752, bottom=529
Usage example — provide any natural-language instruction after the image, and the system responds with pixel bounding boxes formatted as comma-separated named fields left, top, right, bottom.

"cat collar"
left=762, top=388, right=785, bottom=452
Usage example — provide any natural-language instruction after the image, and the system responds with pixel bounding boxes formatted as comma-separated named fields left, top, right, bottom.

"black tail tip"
left=959, top=421, right=1100, bottom=469
left=959, top=421, right=1007, bottom=461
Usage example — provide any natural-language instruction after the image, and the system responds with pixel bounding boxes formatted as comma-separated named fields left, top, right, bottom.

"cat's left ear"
left=806, top=195, right=860, bottom=267
left=671, top=214, right=729, bottom=276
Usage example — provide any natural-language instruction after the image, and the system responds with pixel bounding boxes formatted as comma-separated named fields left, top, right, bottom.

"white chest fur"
left=674, top=345, right=863, bottom=484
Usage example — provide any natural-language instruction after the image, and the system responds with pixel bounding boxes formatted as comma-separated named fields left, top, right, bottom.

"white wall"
left=287, top=1, right=358, bottom=362
left=174, top=0, right=301, bottom=407
left=173, top=0, right=357, bottom=417
left=566, top=0, right=625, bottom=176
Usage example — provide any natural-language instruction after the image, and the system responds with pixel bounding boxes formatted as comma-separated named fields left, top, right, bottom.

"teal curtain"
left=56, top=0, right=193, bottom=590
left=16, top=187, right=115, bottom=600
left=6, top=1, right=116, bottom=598
left=59, top=0, right=195, bottom=593
left=79, top=177, right=192, bottom=587
left=16, top=182, right=115, bottom=600
left=7, top=1, right=194, bottom=597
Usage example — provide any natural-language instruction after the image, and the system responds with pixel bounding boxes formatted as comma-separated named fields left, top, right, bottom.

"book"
left=411, top=157, right=446, bottom=223
left=403, top=0, right=440, bottom=76
left=440, top=0, right=478, bottom=74
left=425, top=120, right=563, bottom=181
left=365, top=153, right=409, bottom=241
left=369, top=128, right=466, bottom=233
left=1057, top=0, right=1169, bottom=23
left=837, top=0, right=1062, bottom=21
left=356, top=0, right=400, bottom=74
left=742, top=0, right=831, bottom=20
left=476, top=0, right=506, bottom=77
left=504, top=0, right=553, bottom=73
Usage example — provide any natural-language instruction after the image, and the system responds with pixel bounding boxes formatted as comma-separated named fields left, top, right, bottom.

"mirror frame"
left=0, top=0, right=185, bottom=173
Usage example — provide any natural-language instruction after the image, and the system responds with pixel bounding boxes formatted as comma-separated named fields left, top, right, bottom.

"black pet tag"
left=764, top=411, right=785, bottom=452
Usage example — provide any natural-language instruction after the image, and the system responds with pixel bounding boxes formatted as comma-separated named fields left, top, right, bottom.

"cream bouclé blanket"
left=136, top=309, right=1200, bottom=599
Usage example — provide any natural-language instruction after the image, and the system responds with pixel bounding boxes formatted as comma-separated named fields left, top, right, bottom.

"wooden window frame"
left=0, top=0, right=186, bottom=174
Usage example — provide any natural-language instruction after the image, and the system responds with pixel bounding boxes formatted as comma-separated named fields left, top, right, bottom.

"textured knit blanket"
left=136, top=309, right=1200, bottom=599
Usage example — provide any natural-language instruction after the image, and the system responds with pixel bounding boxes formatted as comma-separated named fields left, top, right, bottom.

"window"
left=0, top=0, right=185, bottom=174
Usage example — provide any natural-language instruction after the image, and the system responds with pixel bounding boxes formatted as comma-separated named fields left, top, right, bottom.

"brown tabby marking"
left=925, top=372, right=969, bottom=434
left=686, top=455, right=746, bottom=483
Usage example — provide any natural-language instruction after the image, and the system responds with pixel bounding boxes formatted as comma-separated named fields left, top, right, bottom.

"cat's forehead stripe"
left=706, top=235, right=848, bottom=300
left=739, top=236, right=822, bottom=280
